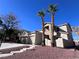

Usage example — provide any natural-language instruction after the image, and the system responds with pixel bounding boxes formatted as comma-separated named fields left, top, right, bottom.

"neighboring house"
left=44, top=23, right=74, bottom=48
left=19, top=30, right=42, bottom=45
left=19, top=30, right=32, bottom=44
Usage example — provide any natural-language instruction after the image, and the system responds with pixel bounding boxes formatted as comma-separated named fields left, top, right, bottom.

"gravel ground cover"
left=0, top=46, right=79, bottom=59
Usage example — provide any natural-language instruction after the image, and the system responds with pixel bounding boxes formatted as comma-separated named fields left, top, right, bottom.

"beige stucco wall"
left=30, top=33, right=36, bottom=45
left=56, top=38, right=64, bottom=48
left=59, top=26, right=67, bottom=32
left=60, top=33, right=68, bottom=40
left=35, top=31, right=42, bottom=45
left=44, top=23, right=52, bottom=40
left=45, top=39, right=51, bottom=46
left=59, top=24, right=74, bottom=48
left=56, top=38, right=74, bottom=48
left=59, top=25, right=68, bottom=40
left=30, top=31, right=42, bottom=45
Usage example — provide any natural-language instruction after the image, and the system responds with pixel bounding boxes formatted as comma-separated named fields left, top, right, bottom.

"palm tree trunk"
left=41, top=17, right=45, bottom=46
left=51, top=13, right=55, bottom=47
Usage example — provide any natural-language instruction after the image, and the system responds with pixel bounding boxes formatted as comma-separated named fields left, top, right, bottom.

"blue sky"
left=0, top=0, right=79, bottom=32
left=72, top=32, right=79, bottom=40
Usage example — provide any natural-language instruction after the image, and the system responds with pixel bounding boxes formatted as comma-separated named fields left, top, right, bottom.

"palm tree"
left=48, top=4, right=57, bottom=47
left=38, top=10, right=45, bottom=46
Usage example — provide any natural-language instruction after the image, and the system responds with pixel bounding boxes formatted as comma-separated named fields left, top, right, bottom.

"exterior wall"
left=59, top=24, right=74, bottom=47
left=56, top=38, right=74, bottom=48
left=56, top=38, right=64, bottom=48
left=30, top=33, right=36, bottom=45
left=35, top=31, right=42, bottom=45
left=45, top=39, right=51, bottom=46
left=44, top=23, right=52, bottom=39
left=44, top=23, right=52, bottom=46
left=60, top=33, right=68, bottom=40
left=59, top=25, right=67, bottom=32
left=59, top=25, right=69, bottom=40
left=30, top=31, right=42, bottom=45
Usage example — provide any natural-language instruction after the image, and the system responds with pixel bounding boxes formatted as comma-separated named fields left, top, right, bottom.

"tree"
left=0, top=17, right=4, bottom=46
left=48, top=4, right=57, bottom=47
left=0, top=29, right=6, bottom=46
left=0, top=17, right=3, bottom=25
left=0, top=14, right=19, bottom=43
left=38, top=10, right=45, bottom=46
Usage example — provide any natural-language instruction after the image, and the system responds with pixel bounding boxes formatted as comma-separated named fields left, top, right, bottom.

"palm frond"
left=37, top=10, right=45, bottom=17
left=48, top=4, right=57, bottom=13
